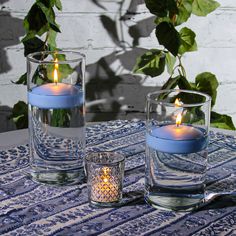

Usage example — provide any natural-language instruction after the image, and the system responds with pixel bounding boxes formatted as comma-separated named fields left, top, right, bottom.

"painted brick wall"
left=0, top=0, right=235, bottom=132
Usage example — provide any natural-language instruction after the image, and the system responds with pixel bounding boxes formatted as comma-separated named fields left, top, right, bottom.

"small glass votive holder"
left=85, top=152, right=125, bottom=207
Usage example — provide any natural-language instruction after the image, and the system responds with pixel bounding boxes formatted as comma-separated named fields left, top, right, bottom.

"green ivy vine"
left=9, top=0, right=62, bottom=129
left=134, top=0, right=235, bottom=130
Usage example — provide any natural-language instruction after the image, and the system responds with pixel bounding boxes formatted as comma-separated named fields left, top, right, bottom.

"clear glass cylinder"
left=27, top=51, right=85, bottom=185
left=85, top=152, right=125, bottom=207
left=145, top=89, right=211, bottom=211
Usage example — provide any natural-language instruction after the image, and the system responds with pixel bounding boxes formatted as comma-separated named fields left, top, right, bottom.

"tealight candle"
left=86, top=152, right=125, bottom=207
left=91, top=167, right=120, bottom=203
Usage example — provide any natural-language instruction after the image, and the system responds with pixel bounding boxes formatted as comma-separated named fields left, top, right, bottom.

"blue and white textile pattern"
left=1, top=120, right=236, bottom=235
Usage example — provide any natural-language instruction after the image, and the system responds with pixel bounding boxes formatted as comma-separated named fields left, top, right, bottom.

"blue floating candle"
left=146, top=107, right=208, bottom=154
left=28, top=61, right=83, bottom=109
left=146, top=124, right=208, bottom=154
left=28, top=83, right=83, bottom=109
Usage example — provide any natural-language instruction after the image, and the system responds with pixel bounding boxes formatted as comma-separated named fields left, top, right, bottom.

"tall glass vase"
left=145, top=89, right=211, bottom=211
left=27, top=51, right=86, bottom=185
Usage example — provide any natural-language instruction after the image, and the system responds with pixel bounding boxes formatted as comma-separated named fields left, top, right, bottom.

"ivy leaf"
left=175, top=0, right=193, bottom=26
left=145, top=0, right=178, bottom=17
left=22, top=37, right=46, bottom=57
left=37, top=2, right=61, bottom=32
left=36, top=0, right=55, bottom=8
left=156, top=22, right=180, bottom=56
left=51, top=109, right=71, bottom=127
left=165, top=52, right=176, bottom=74
left=174, top=76, right=205, bottom=104
left=211, top=111, right=235, bottom=130
left=178, top=75, right=193, bottom=90
left=179, top=27, right=197, bottom=54
left=161, top=75, right=180, bottom=90
left=8, top=101, right=28, bottom=129
left=12, top=73, right=27, bottom=85
left=32, top=65, right=51, bottom=85
left=47, top=28, right=57, bottom=49
left=192, top=0, right=220, bottom=17
left=23, top=3, right=48, bottom=37
left=195, top=72, right=218, bottom=107
left=133, top=49, right=165, bottom=77
left=55, top=0, right=62, bottom=10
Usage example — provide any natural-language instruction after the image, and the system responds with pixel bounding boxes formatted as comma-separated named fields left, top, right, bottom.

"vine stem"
left=170, top=55, right=186, bottom=78
left=177, top=55, right=186, bottom=78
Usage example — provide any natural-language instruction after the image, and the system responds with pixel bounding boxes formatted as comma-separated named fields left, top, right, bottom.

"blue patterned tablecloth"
left=1, top=120, right=236, bottom=235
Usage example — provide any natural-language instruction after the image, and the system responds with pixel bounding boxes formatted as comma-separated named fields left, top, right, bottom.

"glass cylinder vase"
left=27, top=51, right=85, bottom=185
left=145, top=89, right=211, bottom=211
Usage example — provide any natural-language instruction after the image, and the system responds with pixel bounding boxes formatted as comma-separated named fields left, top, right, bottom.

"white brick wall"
left=0, top=0, right=235, bottom=131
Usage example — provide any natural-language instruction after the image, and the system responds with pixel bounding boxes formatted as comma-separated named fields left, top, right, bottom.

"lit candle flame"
left=176, top=113, right=182, bottom=127
left=102, top=167, right=111, bottom=183
left=175, top=98, right=182, bottom=127
left=54, top=58, right=58, bottom=84
left=55, top=58, right=59, bottom=69
left=102, top=167, right=110, bottom=175
left=175, top=98, right=182, bottom=107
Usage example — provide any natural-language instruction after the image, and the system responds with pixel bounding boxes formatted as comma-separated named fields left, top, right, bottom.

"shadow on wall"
left=86, top=0, right=158, bottom=121
left=0, top=0, right=25, bottom=132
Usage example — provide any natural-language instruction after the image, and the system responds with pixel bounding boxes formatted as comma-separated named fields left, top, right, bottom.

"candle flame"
left=102, top=167, right=110, bottom=175
left=175, top=98, right=182, bottom=107
left=54, top=58, right=59, bottom=84
left=55, top=58, right=59, bottom=69
left=176, top=113, right=182, bottom=126
left=101, top=167, right=111, bottom=183
left=54, top=68, right=58, bottom=84
left=103, top=177, right=108, bottom=183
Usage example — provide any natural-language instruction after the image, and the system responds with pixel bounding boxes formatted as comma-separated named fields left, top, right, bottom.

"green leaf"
left=211, top=111, right=235, bottom=130
left=175, top=0, right=193, bottom=25
left=178, top=75, right=193, bottom=90
left=55, top=0, right=62, bottom=10
left=133, top=49, right=165, bottom=77
left=145, top=0, right=178, bottom=17
left=37, top=2, right=61, bottom=32
left=12, top=73, right=27, bottom=85
left=23, top=37, right=46, bottom=57
left=195, top=72, right=218, bottom=106
left=47, top=28, right=57, bottom=49
left=9, top=101, right=28, bottom=129
left=192, top=0, right=220, bottom=16
left=154, top=17, right=171, bottom=25
left=51, top=109, right=71, bottom=127
left=156, top=22, right=180, bottom=56
left=161, top=75, right=180, bottom=90
left=36, top=0, right=55, bottom=8
left=165, top=52, right=176, bottom=74
left=179, top=27, right=197, bottom=54
left=32, top=65, right=51, bottom=85
left=23, top=3, right=48, bottom=37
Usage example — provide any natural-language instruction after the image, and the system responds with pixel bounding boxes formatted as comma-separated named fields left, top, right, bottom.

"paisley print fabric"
left=0, top=120, right=236, bottom=235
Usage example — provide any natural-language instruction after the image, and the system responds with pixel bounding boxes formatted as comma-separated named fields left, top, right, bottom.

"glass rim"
left=146, top=89, right=211, bottom=107
left=27, top=50, right=86, bottom=64
left=85, top=152, right=125, bottom=165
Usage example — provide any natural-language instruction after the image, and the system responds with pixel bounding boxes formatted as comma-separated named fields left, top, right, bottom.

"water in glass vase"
left=28, top=104, right=85, bottom=185
left=145, top=141, right=208, bottom=211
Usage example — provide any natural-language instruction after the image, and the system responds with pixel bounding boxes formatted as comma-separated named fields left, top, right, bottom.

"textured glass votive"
left=86, top=152, right=125, bottom=207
